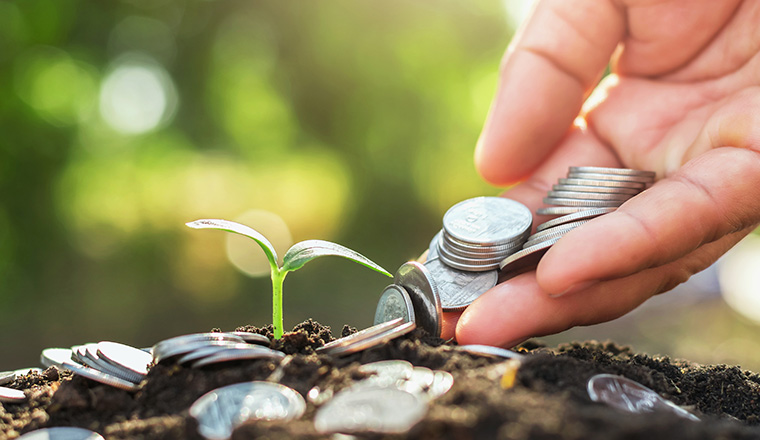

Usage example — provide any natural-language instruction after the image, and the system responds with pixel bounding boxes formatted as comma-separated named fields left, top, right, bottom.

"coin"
left=40, top=348, right=75, bottom=369
left=523, top=220, right=590, bottom=248
left=442, top=197, right=532, bottom=246
left=558, top=177, right=646, bottom=189
left=374, top=284, right=416, bottom=325
left=62, top=361, right=140, bottom=392
left=456, top=345, right=525, bottom=360
left=152, top=333, right=245, bottom=363
left=409, top=366, right=435, bottom=389
left=567, top=172, right=653, bottom=184
left=359, top=360, right=414, bottom=381
left=394, top=261, right=442, bottom=337
left=229, top=332, right=271, bottom=346
left=498, top=236, right=561, bottom=275
left=0, top=386, right=25, bottom=403
left=0, top=372, right=14, bottom=386
left=440, top=233, right=522, bottom=256
left=569, top=166, right=655, bottom=178
left=97, top=341, right=152, bottom=382
left=424, top=258, right=497, bottom=311
left=16, top=427, right=105, bottom=440
left=587, top=374, right=699, bottom=421
left=79, top=344, right=140, bottom=383
left=536, top=206, right=593, bottom=216
left=535, top=208, right=615, bottom=232
left=552, top=184, right=641, bottom=195
left=543, top=197, right=625, bottom=208
left=192, top=346, right=285, bottom=368
left=427, top=230, right=441, bottom=261
left=317, top=318, right=416, bottom=356
left=428, top=371, right=454, bottom=400
left=314, top=386, right=428, bottom=434
left=546, top=190, right=634, bottom=201
left=190, top=381, right=306, bottom=440
left=177, top=342, right=251, bottom=365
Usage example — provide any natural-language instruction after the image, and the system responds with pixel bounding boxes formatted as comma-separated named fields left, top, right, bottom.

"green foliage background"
left=2, top=0, right=759, bottom=372
left=0, top=0, right=510, bottom=369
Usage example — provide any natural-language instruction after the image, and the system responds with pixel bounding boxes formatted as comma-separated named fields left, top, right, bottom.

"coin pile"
left=40, top=341, right=153, bottom=392
left=499, top=166, right=655, bottom=275
left=151, top=331, right=283, bottom=367
left=190, top=381, right=306, bottom=440
left=313, top=360, right=453, bottom=434
left=433, top=197, right=532, bottom=272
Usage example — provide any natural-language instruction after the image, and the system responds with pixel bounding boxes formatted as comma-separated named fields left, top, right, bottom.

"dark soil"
left=2, top=319, right=760, bottom=439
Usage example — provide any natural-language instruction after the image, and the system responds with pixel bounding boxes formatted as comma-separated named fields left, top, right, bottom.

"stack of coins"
left=434, top=197, right=533, bottom=272
left=500, top=166, right=655, bottom=275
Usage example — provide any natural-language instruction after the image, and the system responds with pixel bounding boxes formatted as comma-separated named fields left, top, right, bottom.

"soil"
left=2, top=319, right=760, bottom=440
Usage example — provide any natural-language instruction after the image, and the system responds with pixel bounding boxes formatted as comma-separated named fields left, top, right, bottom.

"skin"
left=442, top=0, right=760, bottom=346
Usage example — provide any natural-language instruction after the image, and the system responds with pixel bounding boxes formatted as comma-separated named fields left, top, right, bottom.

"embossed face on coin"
left=374, top=285, right=415, bottom=325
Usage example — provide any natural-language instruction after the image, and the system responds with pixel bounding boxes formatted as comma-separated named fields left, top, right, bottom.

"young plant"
left=186, top=219, right=393, bottom=339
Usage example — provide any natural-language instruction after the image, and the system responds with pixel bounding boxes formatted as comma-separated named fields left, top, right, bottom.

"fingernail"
left=549, top=280, right=598, bottom=298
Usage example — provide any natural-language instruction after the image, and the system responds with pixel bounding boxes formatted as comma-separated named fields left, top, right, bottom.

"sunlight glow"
left=719, top=234, right=760, bottom=323
left=99, top=55, right=177, bottom=134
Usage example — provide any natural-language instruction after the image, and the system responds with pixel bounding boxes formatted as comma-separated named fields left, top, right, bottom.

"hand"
left=442, top=0, right=760, bottom=346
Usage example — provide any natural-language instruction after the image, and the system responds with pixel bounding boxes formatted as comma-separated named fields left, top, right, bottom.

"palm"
left=449, top=0, right=760, bottom=346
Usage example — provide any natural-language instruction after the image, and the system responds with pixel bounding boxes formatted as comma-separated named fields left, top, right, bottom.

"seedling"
left=186, top=219, right=392, bottom=339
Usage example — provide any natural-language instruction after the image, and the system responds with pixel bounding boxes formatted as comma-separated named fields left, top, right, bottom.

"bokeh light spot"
left=226, top=210, right=293, bottom=277
left=99, top=54, right=177, bottom=135
left=719, top=234, right=760, bottom=323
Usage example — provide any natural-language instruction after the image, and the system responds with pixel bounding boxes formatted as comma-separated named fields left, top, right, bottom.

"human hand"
left=442, top=0, right=760, bottom=346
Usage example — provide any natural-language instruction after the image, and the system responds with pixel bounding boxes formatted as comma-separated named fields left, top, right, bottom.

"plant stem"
left=271, top=269, right=287, bottom=339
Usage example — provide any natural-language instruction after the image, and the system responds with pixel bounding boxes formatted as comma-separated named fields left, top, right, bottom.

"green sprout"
left=186, top=219, right=393, bottom=339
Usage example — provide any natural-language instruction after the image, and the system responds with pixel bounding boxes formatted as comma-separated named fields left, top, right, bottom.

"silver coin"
left=536, top=206, right=598, bottom=216
left=587, top=374, right=699, bottom=421
left=424, top=258, right=497, bottom=311
left=567, top=172, right=653, bottom=184
left=83, top=344, right=142, bottom=384
left=394, top=261, right=442, bottom=337
left=16, top=427, right=104, bottom=440
left=439, top=232, right=522, bottom=257
left=428, top=371, right=454, bottom=400
left=543, top=197, right=625, bottom=208
left=524, top=220, right=590, bottom=248
left=190, top=381, right=306, bottom=440
left=0, top=385, right=25, bottom=403
left=374, top=284, right=416, bottom=326
left=409, top=366, right=435, bottom=389
left=229, top=332, right=271, bottom=346
left=569, top=166, right=655, bottom=178
left=441, top=228, right=527, bottom=252
left=536, top=208, right=615, bottom=232
left=457, top=345, right=525, bottom=360
left=317, top=319, right=416, bottom=356
left=437, top=241, right=512, bottom=264
left=177, top=342, right=252, bottom=365
left=558, top=177, right=646, bottom=189
left=41, top=348, right=75, bottom=369
left=97, top=341, right=152, bottom=381
left=442, top=197, right=532, bottom=246
left=0, top=371, right=15, bottom=385
left=498, top=236, right=561, bottom=274
left=192, top=346, right=285, bottom=368
left=547, top=190, right=634, bottom=201
left=314, top=386, right=428, bottom=434
left=436, top=244, right=506, bottom=270
left=62, top=361, right=140, bottom=392
left=153, top=333, right=245, bottom=363
left=358, top=360, right=413, bottom=381
left=552, top=184, right=641, bottom=195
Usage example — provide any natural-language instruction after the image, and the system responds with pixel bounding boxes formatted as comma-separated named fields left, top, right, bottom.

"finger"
left=538, top=141, right=760, bottom=296
left=615, top=0, right=743, bottom=77
left=457, top=226, right=750, bottom=347
left=475, top=0, right=625, bottom=185
left=497, top=127, right=622, bottom=232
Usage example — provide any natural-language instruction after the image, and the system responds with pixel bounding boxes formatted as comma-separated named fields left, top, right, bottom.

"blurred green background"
left=1, top=0, right=759, bottom=372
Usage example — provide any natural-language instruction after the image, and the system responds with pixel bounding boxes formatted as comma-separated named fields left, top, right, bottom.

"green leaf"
left=186, top=219, right=279, bottom=270
left=281, top=239, right=392, bottom=276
